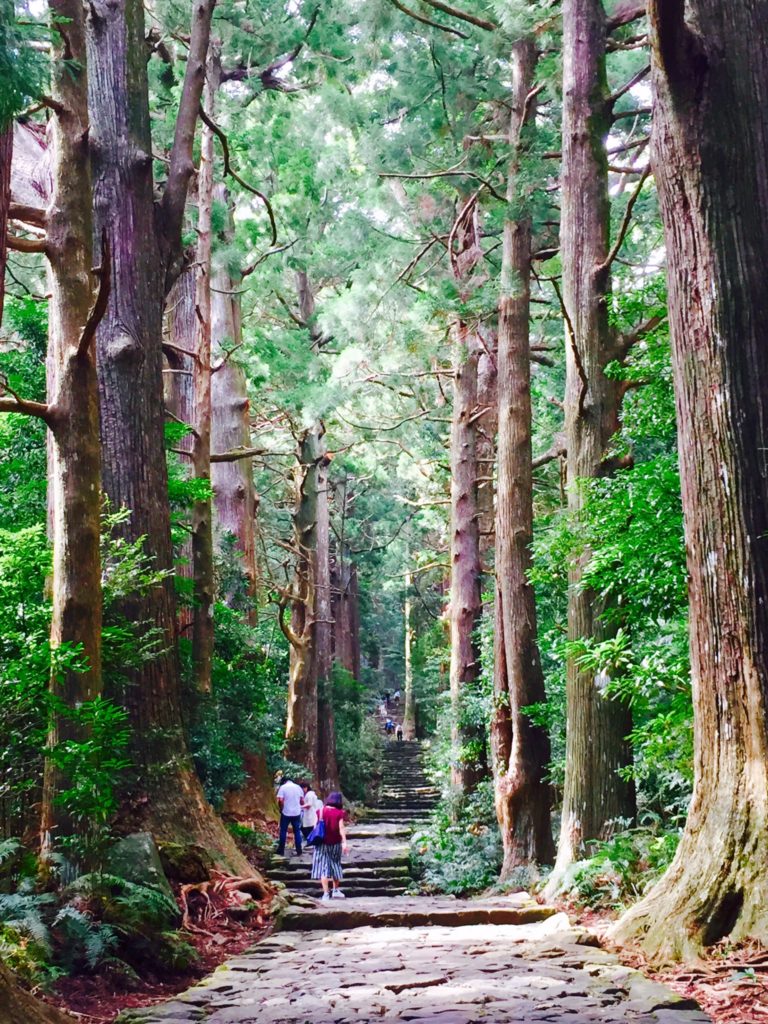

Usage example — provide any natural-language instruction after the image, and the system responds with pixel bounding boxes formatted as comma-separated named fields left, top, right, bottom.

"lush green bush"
left=411, top=780, right=502, bottom=895
left=333, top=665, right=383, bottom=802
left=555, top=825, right=682, bottom=911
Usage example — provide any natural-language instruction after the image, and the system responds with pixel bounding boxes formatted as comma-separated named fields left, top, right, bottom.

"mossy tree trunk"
left=86, top=0, right=251, bottom=872
left=612, top=0, right=768, bottom=959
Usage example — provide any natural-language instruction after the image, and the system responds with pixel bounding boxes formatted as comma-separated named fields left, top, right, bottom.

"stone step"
left=278, top=894, right=559, bottom=932
left=284, top=874, right=412, bottom=889
left=284, top=882, right=412, bottom=898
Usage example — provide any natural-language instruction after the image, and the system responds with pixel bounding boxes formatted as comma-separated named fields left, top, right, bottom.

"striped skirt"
left=311, top=842, right=343, bottom=881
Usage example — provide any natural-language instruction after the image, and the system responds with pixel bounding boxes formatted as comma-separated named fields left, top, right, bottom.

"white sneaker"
left=331, top=889, right=346, bottom=899
left=321, top=892, right=331, bottom=901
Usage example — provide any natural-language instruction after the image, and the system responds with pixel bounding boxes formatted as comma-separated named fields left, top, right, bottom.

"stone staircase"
left=268, top=739, right=438, bottom=900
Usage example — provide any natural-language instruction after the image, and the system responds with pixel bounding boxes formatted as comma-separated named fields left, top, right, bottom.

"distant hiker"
left=312, top=791, right=349, bottom=900
left=379, top=700, right=387, bottom=718
left=383, top=690, right=391, bottom=709
left=276, top=775, right=304, bottom=856
left=385, top=718, right=395, bottom=736
left=300, top=780, right=322, bottom=841
left=395, top=723, right=403, bottom=742
left=393, top=688, right=401, bottom=706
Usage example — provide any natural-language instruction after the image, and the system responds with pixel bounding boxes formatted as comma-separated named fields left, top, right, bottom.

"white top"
left=301, top=790, right=321, bottom=828
left=277, top=780, right=304, bottom=817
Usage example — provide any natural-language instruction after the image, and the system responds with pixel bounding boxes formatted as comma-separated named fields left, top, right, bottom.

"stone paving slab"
left=277, top=893, right=556, bottom=931
left=117, top=914, right=711, bottom=1024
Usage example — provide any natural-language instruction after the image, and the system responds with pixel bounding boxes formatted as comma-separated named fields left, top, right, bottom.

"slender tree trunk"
left=0, top=123, right=11, bottom=325
left=284, top=425, right=321, bottom=778
left=613, top=0, right=768, bottom=959
left=331, top=557, right=361, bottom=680
left=449, top=325, right=485, bottom=791
left=402, top=567, right=416, bottom=740
left=491, top=38, right=554, bottom=875
left=191, top=67, right=217, bottom=694
left=87, top=0, right=249, bottom=871
left=476, top=330, right=498, bottom=572
left=315, top=443, right=338, bottom=791
left=550, top=0, right=635, bottom=888
left=210, top=186, right=257, bottom=617
left=164, top=267, right=195, bottom=635
left=39, top=0, right=103, bottom=848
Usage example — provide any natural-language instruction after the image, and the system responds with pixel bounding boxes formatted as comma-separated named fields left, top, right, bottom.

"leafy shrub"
left=332, top=665, right=383, bottom=802
left=411, top=780, right=502, bottom=895
left=557, top=825, right=682, bottom=911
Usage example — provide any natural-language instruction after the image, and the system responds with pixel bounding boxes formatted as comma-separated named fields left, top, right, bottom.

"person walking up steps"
left=300, top=780, right=321, bottom=842
left=312, top=791, right=349, bottom=900
left=276, top=775, right=304, bottom=856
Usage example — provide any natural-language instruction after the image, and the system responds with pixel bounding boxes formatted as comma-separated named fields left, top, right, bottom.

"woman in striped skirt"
left=311, top=791, right=349, bottom=900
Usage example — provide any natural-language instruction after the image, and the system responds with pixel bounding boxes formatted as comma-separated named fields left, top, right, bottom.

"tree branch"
left=551, top=277, right=588, bottom=418
left=606, top=0, right=646, bottom=32
left=9, top=203, right=46, bottom=228
left=386, top=0, right=469, bottom=38
left=159, top=0, right=216, bottom=254
left=598, top=163, right=652, bottom=273
left=198, top=106, right=278, bottom=245
left=419, top=0, right=496, bottom=31
left=78, top=230, right=111, bottom=358
left=210, top=446, right=265, bottom=463
left=6, top=233, right=47, bottom=254
left=0, top=374, right=52, bottom=424
left=533, top=441, right=566, bottom=469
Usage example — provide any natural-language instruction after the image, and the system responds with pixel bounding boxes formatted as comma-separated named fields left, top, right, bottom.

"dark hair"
left=325, top=791, right=343, bottom=809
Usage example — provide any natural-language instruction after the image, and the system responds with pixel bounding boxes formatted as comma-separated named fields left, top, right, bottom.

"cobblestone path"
left=118, top=743, right=711, bottom=1024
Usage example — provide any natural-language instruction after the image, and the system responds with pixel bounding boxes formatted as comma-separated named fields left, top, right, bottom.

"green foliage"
left=411, top=781, right=502, bottom=896
left=557, top=826, right=682, bottom=911
left=190, top=603, right=289, bottom=806
left=332, top=665, right=383, bottom=802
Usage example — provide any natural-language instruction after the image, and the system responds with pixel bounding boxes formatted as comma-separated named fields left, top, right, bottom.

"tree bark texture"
left=40, top=0, right=103, bottom=847
left=552, top=0, right=635, bottom=886
left=0, top=123, right=11, bottom=324
left=402, top=567, right=417, bottom=740
left=449, top=324, right=485, bottom=792
left=87, top=0, right=249, bottom=872
left=315, top=446, right=338, bottom=791
left=491, top=37, right=554, bottom=875
left=0, top=962, right=73, bottom=1024
left=331, top=555, right=361, bottom=680
left=191, top=67, right=217, bottom=694
left=612, top=0, right=768, bottom=959
left=210, top=185, right=258, bottom=617
left=284, top=425, right=322, bottom=778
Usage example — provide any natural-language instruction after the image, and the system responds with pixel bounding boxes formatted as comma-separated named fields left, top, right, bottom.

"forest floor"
left=569, top=906, right=768, bottom=1024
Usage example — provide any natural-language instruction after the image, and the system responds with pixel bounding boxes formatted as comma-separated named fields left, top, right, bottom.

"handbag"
left=306, top=819, right=325, bottom=847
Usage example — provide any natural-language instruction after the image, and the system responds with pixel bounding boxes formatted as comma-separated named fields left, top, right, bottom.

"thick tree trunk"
left=449, top=325, right=485, bottom=792
left=0, top=963, right=73, bottom=1023
left=87, top=0, right=250, bottom=872
left=402, top=567, right=417, bottom=740
left=210, top=189, right=257, bottom=616
left=39, top=0, right=103, bottom=847
left=331, top=556, right=361, bottom=680
left=284, top=425, right=321, bottom=778
left=612, top=0, right=768, bottom=959
left=191, top=70, right=216, bottom=694
left=491, top=38, right=554, bottom=875
left=550, top=0, right=635, bottom=887
left=315, top=445, right=338, bottom=791
left=0, top=123, right=11, bottom=324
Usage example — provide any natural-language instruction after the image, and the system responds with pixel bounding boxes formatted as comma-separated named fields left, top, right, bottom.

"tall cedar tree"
left=613, top=0, right=768, bottom=958
left=86, top=0, right=249, bottom=871
left=0, top=0, right=104, bottom=843
left=491, top=36, right=554, bottom=873
left=449, top=201, right=486, bottom=794
left=550, top=0, right=635, bottom=887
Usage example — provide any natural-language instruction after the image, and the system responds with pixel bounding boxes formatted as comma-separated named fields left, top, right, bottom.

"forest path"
left=117, top=744, right=711, bottom=1024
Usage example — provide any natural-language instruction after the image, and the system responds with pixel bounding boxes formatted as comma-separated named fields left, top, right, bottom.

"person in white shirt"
left=276, top=776, right=304, bottom=855
left=300, top=781, right=322, bottom=840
